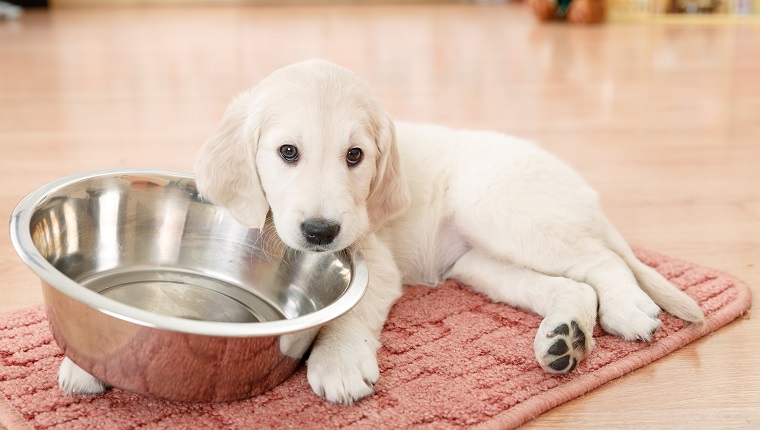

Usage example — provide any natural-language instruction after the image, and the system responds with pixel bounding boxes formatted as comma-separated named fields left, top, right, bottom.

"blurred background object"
left=528, top=0, right=607, bottom=23
left=4, top=0, right=757, bottom=22
left=0, top=1, right=24, bottom=19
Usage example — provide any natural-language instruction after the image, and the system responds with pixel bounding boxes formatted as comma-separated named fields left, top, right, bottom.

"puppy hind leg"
left=447, top=249, right=597, bottom=374
left=563, top=248, right=664, bottom=341
left=602, top=217, right=705, bottom=324
left=449, top=171, right=668, bottom=342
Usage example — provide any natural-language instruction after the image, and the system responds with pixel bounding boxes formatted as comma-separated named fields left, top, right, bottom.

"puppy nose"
left=300, top=219, right=341, bottom=246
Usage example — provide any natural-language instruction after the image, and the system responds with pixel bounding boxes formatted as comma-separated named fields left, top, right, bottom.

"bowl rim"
left=9, top=168, right=369, bottom=337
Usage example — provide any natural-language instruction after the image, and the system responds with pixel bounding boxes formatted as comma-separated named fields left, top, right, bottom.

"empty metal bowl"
left=9, top=169, right=368, bottom=402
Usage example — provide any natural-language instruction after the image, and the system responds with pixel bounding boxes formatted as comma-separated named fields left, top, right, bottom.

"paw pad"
left=540, top=320, right=587, bottom=374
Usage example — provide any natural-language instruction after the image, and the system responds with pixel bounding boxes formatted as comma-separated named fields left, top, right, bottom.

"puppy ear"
left=194, top=90, right=269, bottom=229
left=367, top=114, right=410, bottom=229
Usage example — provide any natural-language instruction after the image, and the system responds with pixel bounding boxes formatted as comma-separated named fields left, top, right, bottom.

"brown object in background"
left=529, top=0, right=559, bottom=20
left=567, top=0, right=606, bottom=23
left=529, top=0, right=606, bottom=23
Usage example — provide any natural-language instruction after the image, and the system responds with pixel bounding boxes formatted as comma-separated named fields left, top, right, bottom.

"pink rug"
left=0, top=250, right=752, bottom=430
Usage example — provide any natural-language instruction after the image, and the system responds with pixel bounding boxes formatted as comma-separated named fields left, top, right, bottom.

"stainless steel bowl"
left=9, top=169, right=368, bottom=402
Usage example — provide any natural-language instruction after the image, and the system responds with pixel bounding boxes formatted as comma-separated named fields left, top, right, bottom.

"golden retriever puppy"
left=58, top=59, right=704, bottom=405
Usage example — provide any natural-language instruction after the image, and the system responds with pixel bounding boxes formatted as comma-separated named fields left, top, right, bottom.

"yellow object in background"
left=608, top=0, right=760, bottom=21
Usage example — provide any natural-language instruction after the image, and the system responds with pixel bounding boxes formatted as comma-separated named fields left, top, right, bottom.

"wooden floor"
left=1, top=4, right=758, bottom=429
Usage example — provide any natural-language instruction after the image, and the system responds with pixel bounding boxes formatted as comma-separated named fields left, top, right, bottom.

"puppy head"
left=195, top=59, right=410, bottom=252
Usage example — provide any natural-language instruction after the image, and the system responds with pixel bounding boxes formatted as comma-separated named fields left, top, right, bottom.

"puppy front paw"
left=306, top=338, right=379, bottom=405
left=58, top=357, right=107, bottom=395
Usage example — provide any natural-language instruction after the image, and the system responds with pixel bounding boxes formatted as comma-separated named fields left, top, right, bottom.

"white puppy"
left=59, top=59, right=705, bottom=404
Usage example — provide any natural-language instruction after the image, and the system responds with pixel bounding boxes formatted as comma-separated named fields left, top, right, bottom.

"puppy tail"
left=603, top=218, right=706, bottom=325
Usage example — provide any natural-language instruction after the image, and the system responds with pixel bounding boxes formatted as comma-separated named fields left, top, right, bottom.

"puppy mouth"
left=302, top=243, right=341, bottom=253
left=288, top=238, right=350, bottom=254
left=275, top=234, right=342, bottom=253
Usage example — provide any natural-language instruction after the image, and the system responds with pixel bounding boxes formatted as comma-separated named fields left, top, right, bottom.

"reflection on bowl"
left=10, top=169, right=368, bottom=402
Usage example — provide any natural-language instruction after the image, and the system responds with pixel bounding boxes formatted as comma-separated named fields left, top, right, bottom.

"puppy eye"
left=346, top=147, right=363, bottom=166
left=279, top=144, right=299, bottom=163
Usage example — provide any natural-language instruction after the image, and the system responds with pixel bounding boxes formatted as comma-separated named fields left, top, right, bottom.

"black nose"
left=300, top=219, right=341, bottom=246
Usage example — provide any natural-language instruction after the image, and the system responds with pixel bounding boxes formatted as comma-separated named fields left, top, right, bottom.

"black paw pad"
left=551, top=324, right=570, bottom=337
left=542, top=320, right=588, bottom=374
left=548, top=339, right=569, bottom=356
left=549, top=355, right=570, bottom=371
left=571, top=321, right=587, bottom=352
left=549, top=356, right=579, bottom=372
left=566, top=357, right=578, bottom=373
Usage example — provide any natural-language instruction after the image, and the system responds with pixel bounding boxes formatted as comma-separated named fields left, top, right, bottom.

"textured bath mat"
left=0, top=250, right=752, bottom=430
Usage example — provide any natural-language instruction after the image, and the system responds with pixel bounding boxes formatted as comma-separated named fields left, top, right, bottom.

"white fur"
left=58, top=357, right=107, bottom=395
left=59, top=60, right=705, bottom=403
